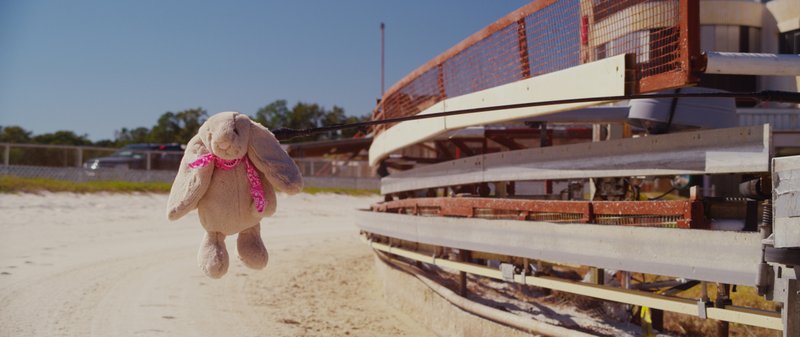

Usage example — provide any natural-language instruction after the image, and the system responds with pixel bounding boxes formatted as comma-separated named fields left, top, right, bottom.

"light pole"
left=380, top=22, right=385, bottom=96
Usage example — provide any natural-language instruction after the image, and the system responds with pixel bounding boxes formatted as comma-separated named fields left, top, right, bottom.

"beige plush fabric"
left=167, top=111, right=303, bottom=278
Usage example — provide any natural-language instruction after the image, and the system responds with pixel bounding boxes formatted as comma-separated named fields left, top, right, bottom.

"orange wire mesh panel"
left=373, top=0, right=699, bottom=134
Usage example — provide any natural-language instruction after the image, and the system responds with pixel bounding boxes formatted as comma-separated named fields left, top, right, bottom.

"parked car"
left=83, top=143, right=185, bottom=171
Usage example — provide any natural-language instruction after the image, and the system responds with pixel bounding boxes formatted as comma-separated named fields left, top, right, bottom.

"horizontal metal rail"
left=704, top=52, right=800, bottom=76
left=381, top=125, right=771, bottom=195
left=365, top=238, right=782, bottom=331
left=356, top=210, right=761, bottom=286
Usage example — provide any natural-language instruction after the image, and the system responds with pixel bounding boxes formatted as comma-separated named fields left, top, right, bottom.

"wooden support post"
left=622, top=271, right=632, bottom=317
left=495, top=182, right=508, bottom=198
left=589, top=267, right=604, bottom=285
left=716, top=283, right=731, bottom=337
left=458, top=249, right=471, bottom=297
left=607, top=123, right=624, bottom=140
left=652, top=307, right=664, bottom=333
left=782, top=274, right=799, bottom=337
left=75, top=147, right=83, bottom=168
left=701, top=281, right=709, bottom=302
left=3, top=144, right=9, bottom=166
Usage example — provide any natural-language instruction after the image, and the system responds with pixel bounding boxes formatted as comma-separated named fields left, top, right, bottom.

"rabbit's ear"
left=247, top=121, right=303, bottom=194
left=167, top=134, right=214, bottom=220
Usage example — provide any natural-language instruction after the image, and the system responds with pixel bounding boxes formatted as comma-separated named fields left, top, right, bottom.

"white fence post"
left=3, top=144, right=9, bottom=166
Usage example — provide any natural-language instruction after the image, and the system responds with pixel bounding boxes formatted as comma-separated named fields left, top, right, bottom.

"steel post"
left=75, top=147, right=83, bottom=168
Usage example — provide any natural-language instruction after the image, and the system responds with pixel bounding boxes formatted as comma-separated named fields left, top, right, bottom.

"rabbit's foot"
left=198, top=231, right=229, bottom=278
left=237, top=224, right=268, bottom=270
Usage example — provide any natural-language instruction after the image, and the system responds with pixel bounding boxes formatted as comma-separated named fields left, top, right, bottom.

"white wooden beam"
left=369, top=54, right=629, bottom=166
left=380, top=125, right=772, bottom=195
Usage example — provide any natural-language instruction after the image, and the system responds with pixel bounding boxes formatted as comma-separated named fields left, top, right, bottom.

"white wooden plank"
left=381, top=125, right=771, bottom=195
left=368, top=102, right=445, bottom=165
left=369, top=55, right=629, bottom=166
left=357, top=211, right=763, bottom=285
left=443, top=55, right=627, bottom=130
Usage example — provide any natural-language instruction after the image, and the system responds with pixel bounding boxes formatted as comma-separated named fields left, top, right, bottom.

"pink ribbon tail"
left=244, top=158, right=266, bottom=213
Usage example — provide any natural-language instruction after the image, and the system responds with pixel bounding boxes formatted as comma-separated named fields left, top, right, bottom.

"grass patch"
left=301, top=186, right=379, bottom=196
left=0, top=176, right=172, bottom=194
left=0, top=176, right=378, bottom=196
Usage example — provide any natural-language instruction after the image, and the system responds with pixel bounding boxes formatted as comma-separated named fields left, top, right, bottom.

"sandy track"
left=0, top=192, right=434, bottom=337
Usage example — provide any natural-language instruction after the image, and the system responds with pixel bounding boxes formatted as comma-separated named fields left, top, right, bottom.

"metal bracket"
left=697, top=300, right=711, bottom=319
left=500, top=263, right=516, bottom=282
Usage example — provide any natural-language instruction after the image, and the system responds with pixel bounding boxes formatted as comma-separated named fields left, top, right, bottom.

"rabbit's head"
left=198, top=111, right=253, bottom=160
left=197, top=111, right=302, bottom=193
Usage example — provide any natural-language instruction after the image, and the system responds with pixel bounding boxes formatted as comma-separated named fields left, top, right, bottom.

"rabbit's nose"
left=217, top=141, right=231, bottom=150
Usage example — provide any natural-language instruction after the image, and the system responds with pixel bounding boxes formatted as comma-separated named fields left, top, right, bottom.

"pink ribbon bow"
left=188, top=153, right=266, bottom=213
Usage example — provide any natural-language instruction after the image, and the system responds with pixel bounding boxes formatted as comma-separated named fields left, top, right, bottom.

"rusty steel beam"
left=373, top=197, right=708, bottom=229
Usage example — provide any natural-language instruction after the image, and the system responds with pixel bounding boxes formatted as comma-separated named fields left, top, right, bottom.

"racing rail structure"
left=359, top=126, right=799, bottom=334
left=359, top=0, right=800, bottom=336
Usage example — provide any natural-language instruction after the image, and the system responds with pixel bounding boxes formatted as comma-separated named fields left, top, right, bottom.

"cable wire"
left=271, top=90, right=800, bottom=141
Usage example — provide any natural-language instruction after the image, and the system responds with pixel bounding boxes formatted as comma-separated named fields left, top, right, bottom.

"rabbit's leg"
left=198, top=231, right=229, bottom=278
left=237, top=224, right=268, bottom=269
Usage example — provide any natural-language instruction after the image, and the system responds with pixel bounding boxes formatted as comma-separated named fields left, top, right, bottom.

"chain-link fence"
left=294, top=158, right=375, bottom=179
left=1, top=143, right=378, bottom=188
left=1, top=143, right=116, bottom=168
left=0, top=165, right=179, bottom=183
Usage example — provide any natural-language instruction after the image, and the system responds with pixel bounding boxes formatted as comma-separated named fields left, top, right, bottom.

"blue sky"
left=0, top=1, right=529, bottom=141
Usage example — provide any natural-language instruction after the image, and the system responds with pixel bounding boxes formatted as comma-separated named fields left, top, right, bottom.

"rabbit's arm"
left=247, top=122, right=303, bottom=194
left=167, top=136, right=214, bottom=220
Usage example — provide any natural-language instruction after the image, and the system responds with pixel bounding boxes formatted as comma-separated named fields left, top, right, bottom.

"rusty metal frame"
left=638, top=0, right=701, bottom=92
left=373, top=0, right=700, bottom=137
left=377, top=0, right=558, bottom=106
left=373, top=197, right=708, bottom=229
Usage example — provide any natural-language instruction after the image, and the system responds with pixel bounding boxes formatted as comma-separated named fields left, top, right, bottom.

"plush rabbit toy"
left=167, top=111, right=303, bottom=279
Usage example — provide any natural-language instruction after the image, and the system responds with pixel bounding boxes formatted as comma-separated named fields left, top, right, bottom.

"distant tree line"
left=0, top=101, right=370, bottom=147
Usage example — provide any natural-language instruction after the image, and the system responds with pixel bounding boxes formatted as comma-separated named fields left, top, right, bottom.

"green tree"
left=287, top=102, right=325, bottom=131
left=93, top=139, right=117, bottom=147
left=174, top=108, right=206, bottom=143
left=149, top=108, right=208, bottom=144
left=253, top=100, right=290, bottom=130
left=339, top=114, right=370, bottom=139
left=0, top=125, right=33, bottom=143
left=252, top=101, right=370, bottom=142
left=114, top=127, right=150, bottom=145
left=149, top=112, right=178, bottom=143
left=319, top=106, right=348, bottom=140
left=32, top=130, right=92, bottom=146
